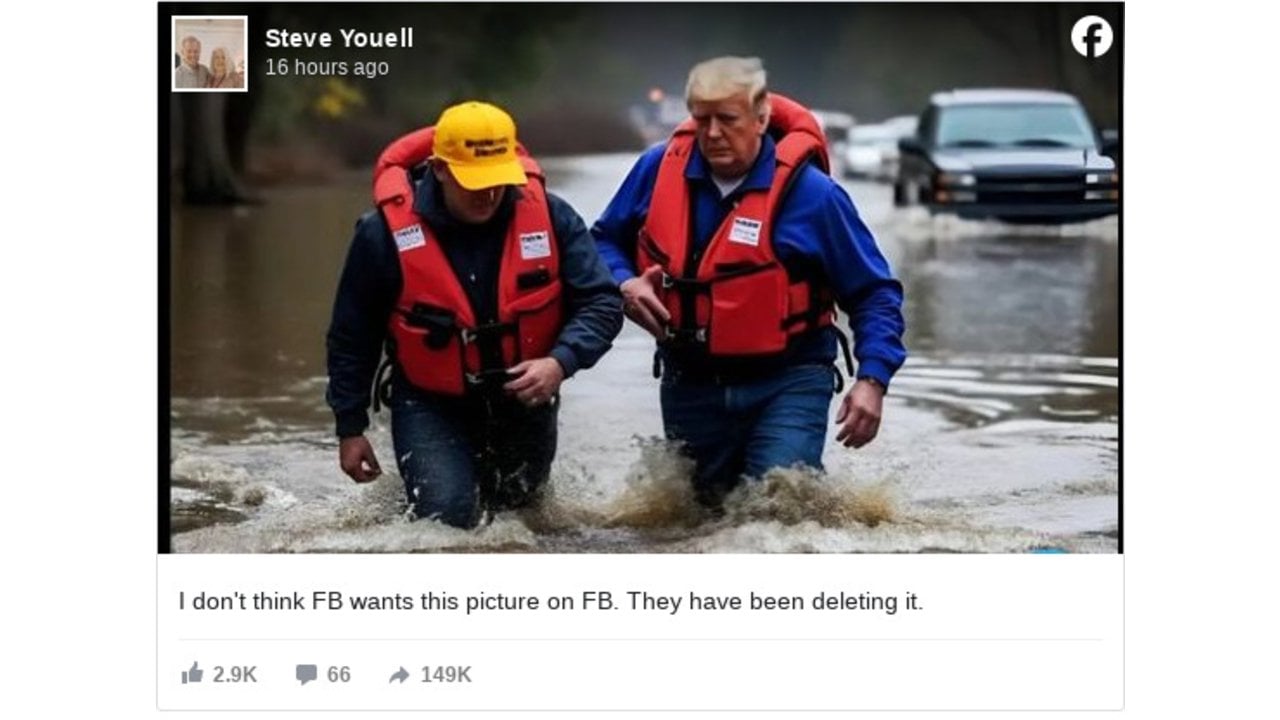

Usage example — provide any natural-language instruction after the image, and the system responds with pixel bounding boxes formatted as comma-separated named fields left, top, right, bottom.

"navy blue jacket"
left=326, top=171, right=624, bottom=438
left=591, top=135, right=906, bottom=386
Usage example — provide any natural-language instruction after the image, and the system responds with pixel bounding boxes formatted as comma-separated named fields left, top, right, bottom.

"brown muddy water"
left=168, top=154, right=1118, bottom=553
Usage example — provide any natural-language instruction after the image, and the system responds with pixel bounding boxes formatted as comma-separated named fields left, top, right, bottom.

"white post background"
left=158, top=555, right=1122, bottom=711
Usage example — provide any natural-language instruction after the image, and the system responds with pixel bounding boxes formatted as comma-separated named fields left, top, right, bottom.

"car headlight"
left=936, top=190, right=977, bottom=203
left=1086, top=172, right=1119, bottom=184
left=936, top=172, right=976, bottom=186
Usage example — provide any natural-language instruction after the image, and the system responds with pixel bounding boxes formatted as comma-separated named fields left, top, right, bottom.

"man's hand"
left=504, top=357, right=566, bottom=407
left=834, top=378, right=886, bottom=449
left=339, top=435, right=382, bottom=483
left=619, top=265, right=671, bottom=340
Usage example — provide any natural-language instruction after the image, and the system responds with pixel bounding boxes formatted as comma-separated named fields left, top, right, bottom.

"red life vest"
left=636, top=93, right=836, bottom=357
left=372, top=128, right=563, bottom=395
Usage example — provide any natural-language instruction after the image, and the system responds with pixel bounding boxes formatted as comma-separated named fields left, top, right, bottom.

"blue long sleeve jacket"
left=326, top=172, right=624, bottom=438
left=590, top=135, right=906, bottom=387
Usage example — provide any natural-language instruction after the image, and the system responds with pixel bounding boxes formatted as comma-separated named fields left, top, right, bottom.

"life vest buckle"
left=664, top=326, right=708, bottom=345
left=661, top=273, right=709, bottom=291
left=465, top=369, right=511, bottom=386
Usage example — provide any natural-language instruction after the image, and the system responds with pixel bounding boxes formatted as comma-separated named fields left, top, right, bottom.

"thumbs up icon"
left=182, top=661, right=204, bottom=684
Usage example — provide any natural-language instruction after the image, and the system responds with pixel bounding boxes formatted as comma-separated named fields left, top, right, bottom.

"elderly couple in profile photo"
left=175, top=34, right=244, bottom=89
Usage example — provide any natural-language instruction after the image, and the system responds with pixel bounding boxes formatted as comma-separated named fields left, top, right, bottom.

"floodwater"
left=169, top=154, right=1118, bottom=553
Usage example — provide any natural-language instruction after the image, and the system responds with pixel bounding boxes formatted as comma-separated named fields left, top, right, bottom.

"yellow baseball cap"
left=432, top=101, right=528, bottom=190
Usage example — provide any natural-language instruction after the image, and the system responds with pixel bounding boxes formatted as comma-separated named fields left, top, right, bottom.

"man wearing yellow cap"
left=326, top=101, right=624, bottom=528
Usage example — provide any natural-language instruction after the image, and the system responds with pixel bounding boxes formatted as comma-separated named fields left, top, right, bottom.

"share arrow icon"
left=389, top=666, right=409, bottom=684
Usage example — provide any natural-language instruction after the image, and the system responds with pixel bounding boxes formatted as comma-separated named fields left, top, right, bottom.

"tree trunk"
left=179, top=93, right=249, bottom=204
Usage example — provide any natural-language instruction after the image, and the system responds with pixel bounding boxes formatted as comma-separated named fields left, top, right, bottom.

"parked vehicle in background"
left=812, top=109, right=855, bottom=176
left=883, top=114, right=919, bottom=139
left=843, top=123, right=899, bottom=180
left=842, top=116, right=919, bottom=181
left=895, top=88, right=1119, bottom=224
left=628, top=88, right=689, bottom=146
left=1099, top=128, right=1121, bottom=169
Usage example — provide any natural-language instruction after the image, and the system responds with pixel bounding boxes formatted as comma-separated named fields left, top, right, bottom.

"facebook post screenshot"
left=159, top=1, right=1123, bottom=712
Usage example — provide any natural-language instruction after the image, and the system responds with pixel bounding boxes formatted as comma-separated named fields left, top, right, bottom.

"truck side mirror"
left=1099, top=128, right=1120, bottom=160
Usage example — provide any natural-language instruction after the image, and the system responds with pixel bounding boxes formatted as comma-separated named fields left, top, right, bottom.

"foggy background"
left=166, top=2, right=1121, bottom=203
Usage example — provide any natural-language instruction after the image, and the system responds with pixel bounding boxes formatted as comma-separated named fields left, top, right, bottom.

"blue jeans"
left=390, top=383, right=557, bottom=528
left=660, top=363, right=836, bottom=507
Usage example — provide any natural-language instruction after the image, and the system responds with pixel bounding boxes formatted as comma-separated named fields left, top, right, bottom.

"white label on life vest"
left=728, top=217, right=762, bottom=246
left=394, top=224, right=426, bottom=252
left=520, top=231, right=552, bottom=259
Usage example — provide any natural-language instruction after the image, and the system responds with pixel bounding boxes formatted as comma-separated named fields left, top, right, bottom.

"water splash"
left=170, top=453, right=297, bottom=533
left=599, top=438, right=703, bottom=529
left=173, top=432, right=1119, bottom=553
left=722, top=467, right=901, bottom=529
left=536, top=442, right=904, bottom=535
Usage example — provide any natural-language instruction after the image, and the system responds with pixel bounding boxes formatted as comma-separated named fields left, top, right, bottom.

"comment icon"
left=295, top=664, right=318, bottom=685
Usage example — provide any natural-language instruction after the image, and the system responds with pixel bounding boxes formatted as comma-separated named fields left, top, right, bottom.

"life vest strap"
left=462, top=321, right=519, bottom=383
left=781, top=281, right=834, bottom=332
left=661, top=272, right=710, bottom=290
left=465, top=368, right=515, bottom=387
left=400, top=304, right=459, bottom=349
left=372, top=354, right=395, bottom=413
left=459, top=321, right=518, bottom=346
left=834, top=326, right=854, bottom=376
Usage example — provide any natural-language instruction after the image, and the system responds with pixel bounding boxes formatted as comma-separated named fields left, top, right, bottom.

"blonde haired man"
left=593, top=56, right=906, bottom=509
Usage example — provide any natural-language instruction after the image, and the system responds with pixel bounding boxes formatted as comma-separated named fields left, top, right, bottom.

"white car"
left=883, top=114, right=919, bottom=138
left=811, top=109, right=855, bottom=175
left=842, top=123, right=900, bottom=180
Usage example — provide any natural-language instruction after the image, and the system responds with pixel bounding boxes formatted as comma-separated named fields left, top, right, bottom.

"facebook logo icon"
left=1072, top=16, right=1114, bottom=58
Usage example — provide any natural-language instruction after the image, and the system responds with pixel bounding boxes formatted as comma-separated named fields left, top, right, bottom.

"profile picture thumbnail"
left=172, top=15, right=248, bottom=92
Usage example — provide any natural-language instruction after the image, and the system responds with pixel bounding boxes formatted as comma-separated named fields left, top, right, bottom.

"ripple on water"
left=171, top=433, right=1114, bottom=554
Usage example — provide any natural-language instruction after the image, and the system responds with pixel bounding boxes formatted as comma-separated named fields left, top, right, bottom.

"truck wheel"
left=893, top=181, right=909, bottom=207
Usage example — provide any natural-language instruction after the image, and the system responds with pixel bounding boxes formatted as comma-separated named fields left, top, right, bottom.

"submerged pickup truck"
left=894, top=88, right=1119, bottom=224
